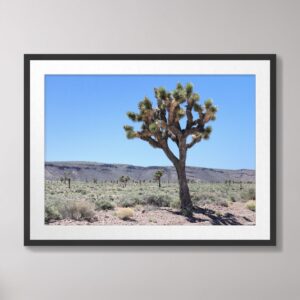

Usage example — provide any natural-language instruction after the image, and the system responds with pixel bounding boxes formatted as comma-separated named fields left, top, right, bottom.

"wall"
left=0, top=0, right=298, bottom=299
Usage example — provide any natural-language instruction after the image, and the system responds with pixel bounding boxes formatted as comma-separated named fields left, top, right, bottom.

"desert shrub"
left=45, top=203, right=62, bottom=222
left=216, top=199, right=229, bottom=207
left=191, top=193, right=212, bottom=203
left=144, top=195, right=172, bottom=207
left=228, top=195, right=236, bottom=202
left=118, top=197, right=142, bottom=207
left=170, top=198, right=181, bottom=209
left=246, top=200, right=256, bottom=211
left=116, top=208, right=134, bottom=220
left=75, top=189, right=87, bottom=195
left=248, top=188, right=256, bottom=200
left=62, top=200, right=95, bottom=220
left=241, top=188, right=256, bottom=201
left=95, top=199, right=115, bottom=211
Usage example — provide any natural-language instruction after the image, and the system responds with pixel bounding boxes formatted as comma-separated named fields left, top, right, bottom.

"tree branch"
left=183, top=123, right=204, bottom=138
left=185, top=104, right=194, bottom=129
left=140, top=136, right=162, bottom=149
left=160, top=140, right=179, bottom=165
left=186, top=137, right=202, bottom=149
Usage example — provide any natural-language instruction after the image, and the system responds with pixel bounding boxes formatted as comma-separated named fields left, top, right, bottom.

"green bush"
left=144, top=195, right=172, bottom=207
left=118, top=197, right=142, bottom=207
left=228, top=195, right=236, bottom=202
left=191, top=193, right=212, bottom=203
left=95, top=199, right=115, bottom=211
left=241, top=188, right=256, bottom=201
left=45, top=204, right=62, bottom=222
left=248, top=188, right=256, bottom=200
left=170, top=198, right=181, bottom=209
left=75, top=189, right=87, bottom=195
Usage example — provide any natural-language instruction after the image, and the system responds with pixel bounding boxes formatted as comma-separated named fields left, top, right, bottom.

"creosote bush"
left=45, top=204, right=62, bottom=222
left=228, top=195, right=236, bottom=202
left=170, top=198, right=181, bottom=209
left=118, top=197, right=142, bottom=207
left=248, top=188, right=256, bottom=200
left=95, top=199, right=115, bottom=211
left=144, top=195, right=172, bottom=207
left=116, top=208, right=134, bottom=220
left=241, top=187, right=256, bottom=201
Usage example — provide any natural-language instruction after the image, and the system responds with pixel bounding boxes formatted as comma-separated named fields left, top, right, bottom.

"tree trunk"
left=161, top=138, right=193, bottom=216
left=175, top=163, right=193, bottom=217
left=158, top=178, right=161, bottom=188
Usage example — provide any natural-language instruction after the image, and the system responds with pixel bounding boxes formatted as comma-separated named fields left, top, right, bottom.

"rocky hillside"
left=45, top=162, right=255, bottom=183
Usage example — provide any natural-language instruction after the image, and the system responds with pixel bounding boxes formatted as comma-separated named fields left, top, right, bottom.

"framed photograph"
left=24, top=54, right=276, bottom=246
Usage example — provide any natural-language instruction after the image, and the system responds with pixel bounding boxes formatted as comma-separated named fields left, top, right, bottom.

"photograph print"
left=24, top=54, right=276, bottom=245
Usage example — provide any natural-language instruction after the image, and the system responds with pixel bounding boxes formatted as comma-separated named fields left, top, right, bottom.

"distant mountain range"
left=45, top=162, right=255, bottom=183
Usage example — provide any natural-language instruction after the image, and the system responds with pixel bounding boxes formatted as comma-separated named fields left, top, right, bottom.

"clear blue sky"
left=45, top=74, right=255, bottom=170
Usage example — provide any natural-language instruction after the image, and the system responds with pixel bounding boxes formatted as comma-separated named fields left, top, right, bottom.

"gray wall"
left=0, top=0, right=298, bottom=299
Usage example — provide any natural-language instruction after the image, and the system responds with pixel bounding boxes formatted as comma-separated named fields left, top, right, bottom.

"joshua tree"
left=124, top=83, right=217, bottom=216
left=154, top=170, right=164, bottom=188
left=119, top=175, right=130, bottom=188
left=63, top=170, right=73, bottom=189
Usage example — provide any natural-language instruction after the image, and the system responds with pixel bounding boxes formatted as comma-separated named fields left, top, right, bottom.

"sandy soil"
left=48, top=202, right=255, bottom=226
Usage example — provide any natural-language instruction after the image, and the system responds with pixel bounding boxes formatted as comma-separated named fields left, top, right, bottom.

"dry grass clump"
left=62, top=199, right=95, bottom=220
left=45, top=199, right=95, bottom=222
left=246, top=200, right=256, bottom=211
left=116, top=208, right=134, bottom=220
left=215, top=211, right=223, bottom=217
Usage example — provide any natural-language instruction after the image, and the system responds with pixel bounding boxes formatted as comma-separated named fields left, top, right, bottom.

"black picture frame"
left=24, top=54, right=276, bottom=246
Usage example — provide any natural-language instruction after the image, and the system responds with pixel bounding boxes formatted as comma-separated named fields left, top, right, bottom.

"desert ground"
left=45, top=180, right=256, bottom=226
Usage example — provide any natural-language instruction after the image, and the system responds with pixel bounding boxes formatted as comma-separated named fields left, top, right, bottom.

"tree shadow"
left=166, top=206, right=242, bottom=225
left=243, top=216, right=252, bottom=222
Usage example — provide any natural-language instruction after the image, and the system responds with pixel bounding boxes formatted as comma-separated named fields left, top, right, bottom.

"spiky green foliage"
left=119, top=175, right=130, bottom=187
left=123, top=82, right=217, bottom=156
left=119, top=175, right=130, bottom=183
left=154, top=170, right=164, bottom=180
left=123, top=82, right=218, bottom=166
left=153, top=169, right=164, bottom=188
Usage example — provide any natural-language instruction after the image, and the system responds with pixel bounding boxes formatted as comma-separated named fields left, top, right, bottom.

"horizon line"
left=45, top=160, right=255, bottom=172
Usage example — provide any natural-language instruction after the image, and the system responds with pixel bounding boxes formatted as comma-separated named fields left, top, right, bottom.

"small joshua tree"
left=63, top=170, right=73, bottom=189
left=119, top=175, right=130, bottom=188
left=154, top=170, right=164, bottom=188
left=124, top=83, right=217, bottom=216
